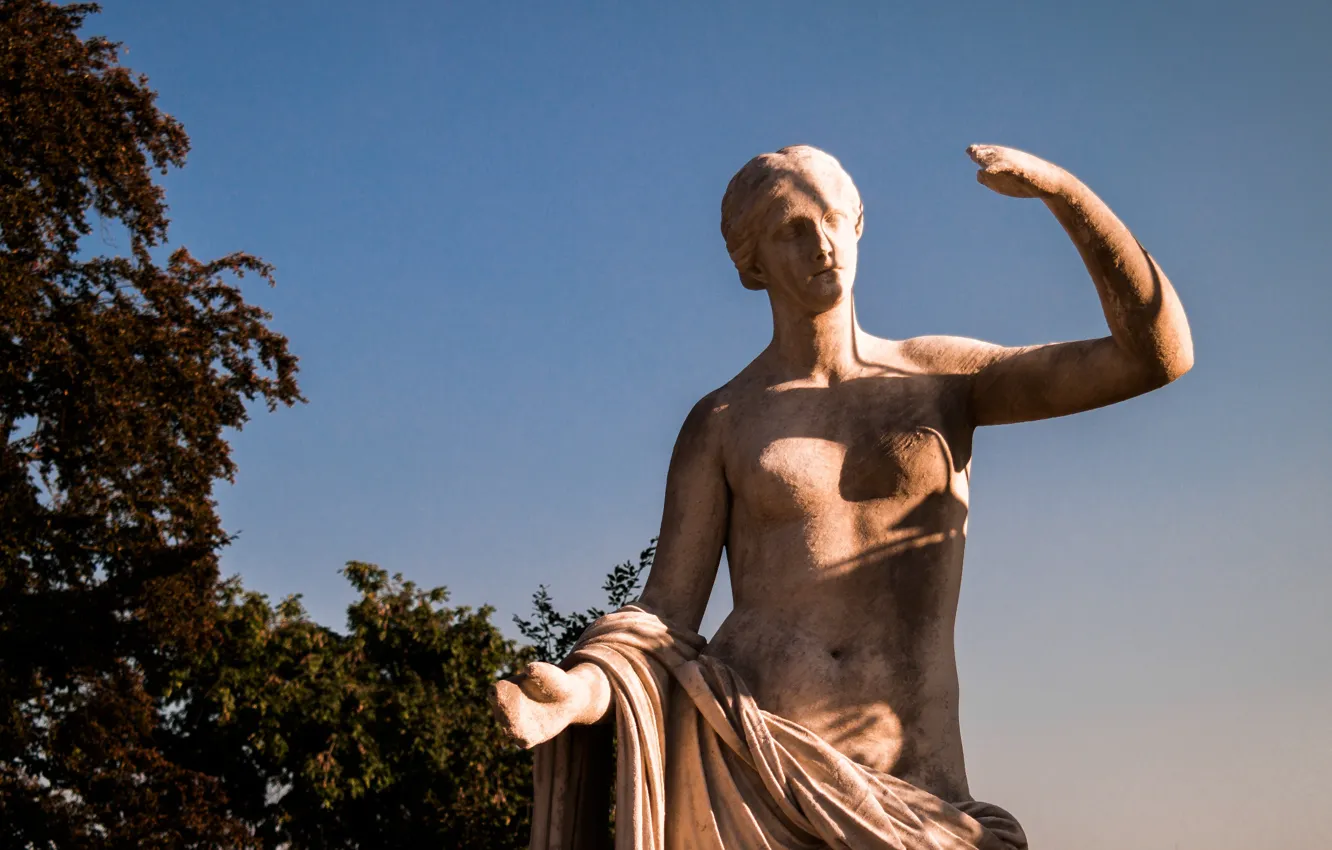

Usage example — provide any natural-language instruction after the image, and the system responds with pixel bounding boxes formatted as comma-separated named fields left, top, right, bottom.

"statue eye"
left=824, top=211, right=845, bottom=227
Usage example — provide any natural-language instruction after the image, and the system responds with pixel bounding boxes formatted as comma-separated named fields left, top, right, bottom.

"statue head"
left=720, top=145, right=864, bottom=309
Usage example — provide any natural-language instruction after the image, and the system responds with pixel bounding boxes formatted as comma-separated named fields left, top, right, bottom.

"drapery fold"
left=529, top=605, right=1026, bottom=850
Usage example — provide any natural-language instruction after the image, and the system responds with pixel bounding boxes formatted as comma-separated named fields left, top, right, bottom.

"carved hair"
left=719, top=145, right=864, bottom=290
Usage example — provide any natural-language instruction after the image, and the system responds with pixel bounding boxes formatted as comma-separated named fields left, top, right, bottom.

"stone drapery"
left=528, top=606, right=1026, bottom=850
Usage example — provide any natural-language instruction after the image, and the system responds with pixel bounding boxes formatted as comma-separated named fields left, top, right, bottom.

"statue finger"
left=967, top=144, right=1007, bottom=167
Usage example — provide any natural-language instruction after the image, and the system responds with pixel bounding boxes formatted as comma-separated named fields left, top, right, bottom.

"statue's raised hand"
left=967, top=144, right=1073, bottom=199
left=489, top=661, right=604, bottom=749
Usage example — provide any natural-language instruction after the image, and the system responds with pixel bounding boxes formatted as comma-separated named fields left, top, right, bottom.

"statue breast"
left=740, top=429, right=956, bottom=527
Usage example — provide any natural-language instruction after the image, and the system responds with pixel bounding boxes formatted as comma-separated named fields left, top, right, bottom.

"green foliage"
left=166, top=564, right=535, bottom=849
left=1, top=1, right=300, bottom=845
left=515, top=540, right=655, bottom=663
left=0, top=3, right=658, bottom=845
left=159, top=543, right=657, bottom=848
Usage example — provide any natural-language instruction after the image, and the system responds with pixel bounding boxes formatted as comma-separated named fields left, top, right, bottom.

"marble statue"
left=490, top=144, right=1194, bottom=849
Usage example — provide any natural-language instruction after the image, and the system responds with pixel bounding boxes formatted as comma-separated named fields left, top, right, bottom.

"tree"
left=0, top=3, right=658, bottom=844
left=159, top=542, right=654, bottom=850
left=0, top=2, right=299, bottom=845
left=514, top=540, right=655, bottom=663
left=169, top=564, right=535, bottom=849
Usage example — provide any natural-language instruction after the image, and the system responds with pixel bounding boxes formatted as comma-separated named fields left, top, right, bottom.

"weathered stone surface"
left=490, top=144, right=1193, bottom=848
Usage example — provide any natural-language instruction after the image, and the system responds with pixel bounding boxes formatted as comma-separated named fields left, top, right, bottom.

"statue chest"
left=726, top=378, right=970, bottom=521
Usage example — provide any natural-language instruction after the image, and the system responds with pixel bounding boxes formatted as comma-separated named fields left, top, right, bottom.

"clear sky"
left=88, top=2, right=1329, bottom=847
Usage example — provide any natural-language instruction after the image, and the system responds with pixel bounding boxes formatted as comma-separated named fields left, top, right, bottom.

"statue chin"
left=803, top=276, right=850, bottom=312
left=772, top=269, right=851, bottom=315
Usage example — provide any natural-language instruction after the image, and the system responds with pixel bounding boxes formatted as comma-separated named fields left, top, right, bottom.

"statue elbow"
left=1163, top=336, right=1195, bottom=383
left=1148, top=340, right=1194, bottom=388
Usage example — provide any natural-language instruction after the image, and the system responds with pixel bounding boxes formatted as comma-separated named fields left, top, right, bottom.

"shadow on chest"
left=736, top=377, right=971, bottom=510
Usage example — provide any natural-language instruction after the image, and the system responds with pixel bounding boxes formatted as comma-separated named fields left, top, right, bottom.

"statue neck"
left=766, top=295, right=866, bottom=383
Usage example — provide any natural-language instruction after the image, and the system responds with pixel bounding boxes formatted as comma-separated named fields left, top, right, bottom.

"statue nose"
left=813, top=225, right=833, bottom=262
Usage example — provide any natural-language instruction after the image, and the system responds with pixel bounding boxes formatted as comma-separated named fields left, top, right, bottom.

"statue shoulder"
left=675, top=359, right=774, bottom=461
left=898, top=334, right=1008, bottom=377
left=674, top=384, right=733, bottom=460
left=698, top=373, right=746, bottom=420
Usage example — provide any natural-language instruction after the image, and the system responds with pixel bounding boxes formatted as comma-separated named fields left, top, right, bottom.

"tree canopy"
left=1, top=0, right=300, bottom=844
left=515, top=540, right=655, bottom=664
left=0, top=3, right=650, bottom=845
left=170, top=565, right=535, bottom=849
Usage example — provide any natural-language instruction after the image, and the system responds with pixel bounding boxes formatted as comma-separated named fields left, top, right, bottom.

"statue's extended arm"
left=489, top=391, right=728, bottom=749
left=914, top=145, right=1194, bottom=427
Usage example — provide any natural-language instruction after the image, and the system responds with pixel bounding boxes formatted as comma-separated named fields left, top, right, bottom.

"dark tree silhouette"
left=515, top=540, right=655, bottom=663
left=1, top=3, right=655, bottom=845
left=170, top=565, right=536, bottom=849
left=0, top=2, right=300, bottom=845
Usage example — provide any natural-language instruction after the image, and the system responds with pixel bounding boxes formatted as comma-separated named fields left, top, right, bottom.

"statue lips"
left=809, top=266, right=841, bottom=282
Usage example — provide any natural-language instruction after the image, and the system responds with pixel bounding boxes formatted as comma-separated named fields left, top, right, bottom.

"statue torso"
left=705, top=339, right=978, bottom=802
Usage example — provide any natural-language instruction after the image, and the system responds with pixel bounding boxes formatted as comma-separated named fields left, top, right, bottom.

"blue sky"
left=90, top=2, right=1329, bottom=847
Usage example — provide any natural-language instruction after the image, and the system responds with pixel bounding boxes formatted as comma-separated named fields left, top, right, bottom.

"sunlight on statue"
left=491, top=143, right=1193, bottom=849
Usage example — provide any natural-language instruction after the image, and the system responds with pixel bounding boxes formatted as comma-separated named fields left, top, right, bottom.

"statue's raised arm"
left=491, top=143, right=1191, bottom=849
left=907, top=145, right=1193, bottom=426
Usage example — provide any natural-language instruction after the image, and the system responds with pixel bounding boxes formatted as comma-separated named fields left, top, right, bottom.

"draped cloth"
left=528, top=605, right=1027, bottom=850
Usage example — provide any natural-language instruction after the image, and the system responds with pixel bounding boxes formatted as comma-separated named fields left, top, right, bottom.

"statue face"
left=751, top=160, right=860, bottom=313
